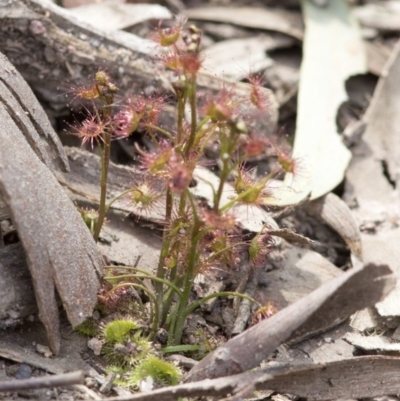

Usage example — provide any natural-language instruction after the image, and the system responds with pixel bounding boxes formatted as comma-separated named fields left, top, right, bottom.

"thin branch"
left=0, top=371, right=84, bottom=393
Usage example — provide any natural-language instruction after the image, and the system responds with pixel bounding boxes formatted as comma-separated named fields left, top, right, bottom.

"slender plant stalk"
left=93, top=132, right=111, bottom=242
left=170, top=190, right=201, bottom=344
left=184, top=291, right=261, bottom=317
left=155, top=185, right=173, bottom=327
left=183, top=76, right=197, bottom=157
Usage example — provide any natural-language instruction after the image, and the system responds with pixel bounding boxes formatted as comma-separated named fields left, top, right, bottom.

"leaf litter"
left=3, top=0, right=400, bottom=400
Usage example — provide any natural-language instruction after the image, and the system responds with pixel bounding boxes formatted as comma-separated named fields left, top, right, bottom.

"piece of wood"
left=0, top=52, right=68, bottom=172
left=0, top=0, right=278, bottom=133
left=96, top=356, right=400, bottom=401
left=0, top=371, right=84, bottom=392
left=0, top=53, right=104, bottom=354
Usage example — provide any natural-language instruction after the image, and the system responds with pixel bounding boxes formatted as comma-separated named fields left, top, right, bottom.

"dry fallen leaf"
left=201, top=36, right=274, bottom=80
left=355, top=2, right=400, bottom=32
left=258, top=246, right=342, bottom=310
left=305, top=193, right=362, bottom=257
left=266, top=0, right=366, bottom=206
left=345, top=41, right=400, bottom=322
left=67, top=3, right=172, bottom=31
left=187, top=7, right=304, bottom=40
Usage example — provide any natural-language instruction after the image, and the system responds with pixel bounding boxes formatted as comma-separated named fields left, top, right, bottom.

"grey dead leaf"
left=345, top=41, right=400, bottom=322
left=344, top=332, right=400, bottom=352
left=67, top=3, right=172, bottom=32
left=186, top=7, right=304, bottom=41
left=305, top=193, right=362, bottom=257
left=0, top=55, right=103, bottom=354
left=355, top=1, right=400, bottom=33
left=258, top=246, right=342, bottom=310
left=0, top=53, right=68, bottom=173
left=201, top=36, right=274, bottom=80
left=185, top=262, right=394, bottom=382
left=293, top=323, right=355, bottom=364
left=350, top=307, right=382, bottom=332
left=97, top=209, right=161, bottom=268
left=259, top=356, right=400, bottom=401
left=265, top=0, right=366, bottom=207
left=344, top=43, right=400, bottom=232
left=362, top=39, right=400, bottom=188
left=356, top=230, right=400, bottom=317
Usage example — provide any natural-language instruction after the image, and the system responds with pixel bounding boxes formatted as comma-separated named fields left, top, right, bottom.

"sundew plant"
left=73, top=21, right=299, bottom=346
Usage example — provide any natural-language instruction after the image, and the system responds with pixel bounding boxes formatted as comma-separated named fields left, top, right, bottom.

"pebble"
left=15, top=364, right=32, bottom=380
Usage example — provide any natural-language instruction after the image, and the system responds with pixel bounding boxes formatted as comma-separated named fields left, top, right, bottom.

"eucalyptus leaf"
left=266, top=0, right=366, bottom=206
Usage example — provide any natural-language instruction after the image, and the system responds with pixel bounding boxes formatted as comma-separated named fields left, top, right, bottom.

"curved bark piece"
left=0, top=101, right=103, bottom=354
left=0, top=52, right=68, bottom=172
left=305, top=192, right=362, bottom=257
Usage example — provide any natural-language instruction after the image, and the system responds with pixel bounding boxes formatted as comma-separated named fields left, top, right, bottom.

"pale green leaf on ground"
left=266, top=0, right=366, bottom=206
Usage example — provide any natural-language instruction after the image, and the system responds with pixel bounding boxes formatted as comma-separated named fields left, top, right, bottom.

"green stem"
left=184, top=291, right=261, bottom=317
left=183, top=76, right=197, bottom=157
left=155, top=187, right=173, bottom=326
left=142, top=124, right=176, bottom=143
left=171, top=218, right=201, bottom=345
left=103, top=274, right=183, bottom=299
left=93, top=132, right=111, bottom=242
left=161, top=267, right=180, bottom=325
left=204, top=241, right=248, bottom=263
left=219, top=172, right=276, bottom=213
left=103, top=188, right=138, bottom=214
left=213, top=157, right=230, bottom=213
left=176, top=96, right=185, bottom=144
left=111, top=282, right=155, bottom=329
